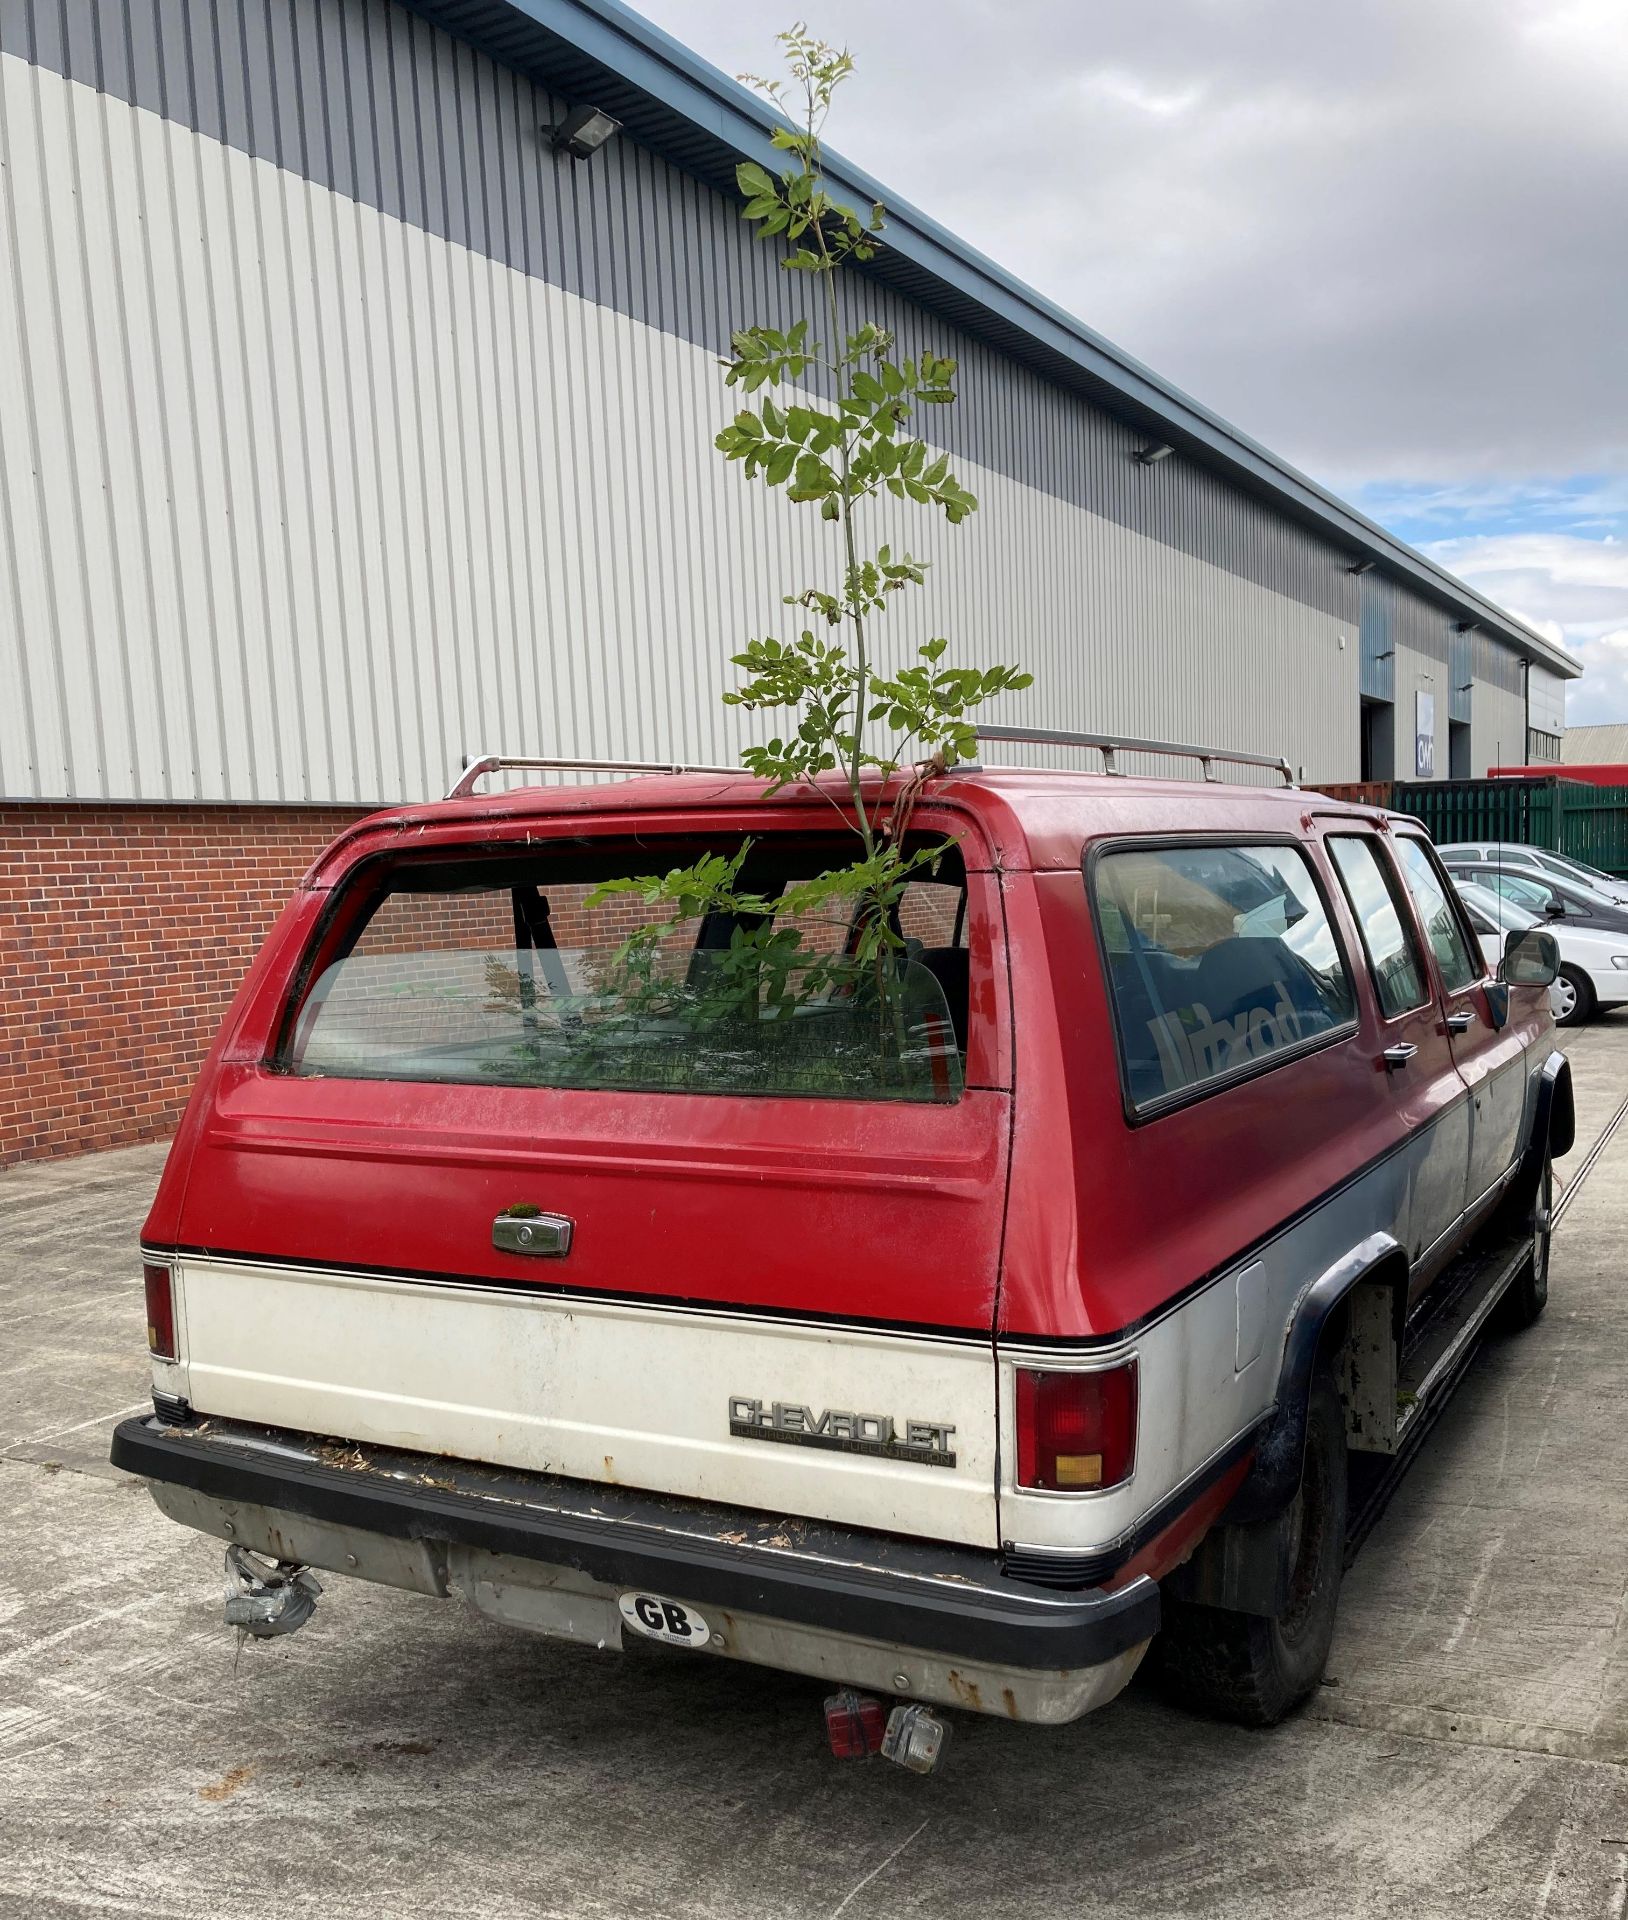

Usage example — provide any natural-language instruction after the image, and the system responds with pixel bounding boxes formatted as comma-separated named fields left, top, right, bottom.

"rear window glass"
left=284, top=837, right=967, bottom=1104
left=1093, top=842, right=1356, bottom=1110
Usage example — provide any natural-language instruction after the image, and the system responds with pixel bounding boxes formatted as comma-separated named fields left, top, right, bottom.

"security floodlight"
left=1456, top=681, right=1474, bottom=693
left=1454, top=620, right=1477, bottom=634
left=1133, top=442, right=1175, bottom=464
left=1347, top=558, right=1376, bottom=575
left=1373, top=648, right=1395, bottom=661
left=547, top=103, right=622, bottom=159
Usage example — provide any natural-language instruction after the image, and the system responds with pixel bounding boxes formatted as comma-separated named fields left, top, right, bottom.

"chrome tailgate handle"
left=1382, top=1043, right=1419, bottom=1071
left=493, top=1211, right=574, bottom=1257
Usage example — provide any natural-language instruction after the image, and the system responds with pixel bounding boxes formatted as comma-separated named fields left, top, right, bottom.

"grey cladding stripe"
left=3, top=0, right=1389, bottom=629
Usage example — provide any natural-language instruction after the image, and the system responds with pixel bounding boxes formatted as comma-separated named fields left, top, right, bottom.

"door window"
left=1394, top=838, right=1483, bottom=992
left=1327, top=836, right=1428, bottom=1018
left=1092, top=841, right=1356, bottom=1109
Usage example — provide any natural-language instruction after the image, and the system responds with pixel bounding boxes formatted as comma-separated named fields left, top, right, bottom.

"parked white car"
left=1439, top=842, right=1628, bottom=908
left=1455, top=879, right=1628, bottom=1025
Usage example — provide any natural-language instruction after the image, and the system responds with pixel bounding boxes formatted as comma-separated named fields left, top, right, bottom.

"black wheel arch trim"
left=1221, top=1231, right=1406, bottom=1527
left=1535, top=1048, right=1574, bottom=1161
left=110, top=1418, right=1158, bottom=1671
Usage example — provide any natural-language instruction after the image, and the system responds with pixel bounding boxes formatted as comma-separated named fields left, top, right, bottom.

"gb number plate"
left=618, top=1592, right=711, bottom=1648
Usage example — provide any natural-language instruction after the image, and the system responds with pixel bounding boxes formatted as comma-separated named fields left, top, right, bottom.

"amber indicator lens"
left=143, top=1261, right=176, bottom=1359
left=1015, top=1363, right=1136, bottom=1491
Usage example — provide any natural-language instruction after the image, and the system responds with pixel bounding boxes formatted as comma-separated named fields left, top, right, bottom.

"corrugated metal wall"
left=0, top=0, right=1538, bottom=805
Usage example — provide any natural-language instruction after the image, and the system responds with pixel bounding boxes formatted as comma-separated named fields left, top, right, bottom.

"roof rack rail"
left=975, top=725, right=1296, bottom=788
left=447, top=753, right=741, bottom=800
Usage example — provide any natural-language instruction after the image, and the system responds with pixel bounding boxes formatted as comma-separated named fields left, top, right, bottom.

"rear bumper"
left=113, top=1415, right=1158, bottom=1723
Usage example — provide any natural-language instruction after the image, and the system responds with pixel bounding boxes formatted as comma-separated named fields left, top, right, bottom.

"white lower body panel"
left=163, top=1255, right=1000, bottom=1547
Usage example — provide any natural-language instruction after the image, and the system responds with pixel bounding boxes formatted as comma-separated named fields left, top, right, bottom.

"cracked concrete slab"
left=2, top=1032, right=1626, bottom=1917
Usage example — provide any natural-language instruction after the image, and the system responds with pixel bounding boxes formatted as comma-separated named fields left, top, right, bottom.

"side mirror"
left=1544, top=900, right=1566, bottom=919
left=1501, top=926, right=1560, bottom=988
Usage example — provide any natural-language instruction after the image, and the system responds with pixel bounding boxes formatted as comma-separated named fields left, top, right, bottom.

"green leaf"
left=736, top=160, right=777, bottom=198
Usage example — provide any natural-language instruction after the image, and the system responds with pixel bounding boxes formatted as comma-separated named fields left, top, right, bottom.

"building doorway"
left=1361, top=699, right=1395, bottom=782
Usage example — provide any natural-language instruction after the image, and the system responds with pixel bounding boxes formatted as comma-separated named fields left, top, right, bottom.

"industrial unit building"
left=0, top=0, right=1581, bottom=1163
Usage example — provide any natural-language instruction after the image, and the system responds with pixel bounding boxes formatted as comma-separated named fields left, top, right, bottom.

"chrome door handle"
left=1445, top=1011, right=1474, bottom=1033
left=1382, top=1043, right=1419, bottom=1071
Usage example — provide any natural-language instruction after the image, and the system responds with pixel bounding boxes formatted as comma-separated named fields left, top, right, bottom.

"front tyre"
left=1157, top=1371, right=1347, bottom=1727
left=1495, top=1156, right=1553, bottom=1332
left=1555, top=965, right=1595, bottom=1027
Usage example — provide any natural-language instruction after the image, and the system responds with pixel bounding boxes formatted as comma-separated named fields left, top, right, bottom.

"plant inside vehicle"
left=585, top=24, right=1033, bottom=1064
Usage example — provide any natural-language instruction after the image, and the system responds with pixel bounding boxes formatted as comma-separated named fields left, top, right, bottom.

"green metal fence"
left=1387, top=777, right=1628, bottom=877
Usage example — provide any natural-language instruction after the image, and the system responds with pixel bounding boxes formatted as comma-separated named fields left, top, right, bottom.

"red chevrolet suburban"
left=115, top=733, right=1571, bottom=1761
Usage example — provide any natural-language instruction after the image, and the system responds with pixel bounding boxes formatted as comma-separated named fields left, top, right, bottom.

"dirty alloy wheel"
left=1554, top=966, right=1594, bottom=1027
left=1495, top=1155, right=1553, bottom=1332
left=1156, top=1370, right=1347, bottom=1729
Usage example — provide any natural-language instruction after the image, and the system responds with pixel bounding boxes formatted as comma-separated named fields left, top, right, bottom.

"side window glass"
left=1092, top=842, right=1356, bottom=1110
left=1395, top=838, right=1481, bottom=993
left=1328, top=837, right=1429, bottom=1018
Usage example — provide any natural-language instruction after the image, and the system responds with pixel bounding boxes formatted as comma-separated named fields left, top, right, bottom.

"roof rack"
left=447, top=753, right=742, bottom=800
left=975, top=725, right=1296, bottom=788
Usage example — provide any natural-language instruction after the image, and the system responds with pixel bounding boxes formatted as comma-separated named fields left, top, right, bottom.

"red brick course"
left=0, top=803, right=368, bottom=1167
left=0, top=805, right=968, bottom=1168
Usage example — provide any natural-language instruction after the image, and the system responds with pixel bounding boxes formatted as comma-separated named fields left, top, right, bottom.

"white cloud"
left=636, top=0, right=1628, bottom=484
left=1423, top=532, right=1628, bottom=722
left=636, top=0, right=1628, bottom=719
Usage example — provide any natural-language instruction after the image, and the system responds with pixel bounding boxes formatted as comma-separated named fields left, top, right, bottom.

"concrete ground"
left=3, top=1031, right=1628, bottom=1919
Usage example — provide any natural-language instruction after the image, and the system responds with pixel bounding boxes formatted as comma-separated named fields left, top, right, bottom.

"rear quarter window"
left=1091, top=841, right=1357, bottom=1113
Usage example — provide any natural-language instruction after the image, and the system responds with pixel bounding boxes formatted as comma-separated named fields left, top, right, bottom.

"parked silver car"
left=1438, top=841, right=1628, bottom=908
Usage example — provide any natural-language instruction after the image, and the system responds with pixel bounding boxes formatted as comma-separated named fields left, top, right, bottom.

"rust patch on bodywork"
left=945, top=1669, right=983, bottom=1711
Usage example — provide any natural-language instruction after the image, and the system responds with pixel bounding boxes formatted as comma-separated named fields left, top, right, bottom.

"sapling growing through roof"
left=590, top=24, right=1032, bottom=1069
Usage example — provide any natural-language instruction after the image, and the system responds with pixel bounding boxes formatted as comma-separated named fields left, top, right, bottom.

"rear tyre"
left=1157, top=1371, right=1347, bottom=1728
left=1495, top=1156, right=1553, bottom=1332
left=1555, top=966, right=1595, bottom=1027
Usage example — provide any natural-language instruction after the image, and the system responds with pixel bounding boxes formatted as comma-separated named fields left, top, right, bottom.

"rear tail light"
left=143, top=1260, right=176, bottom=1360
left=823, top=1689, right=887, bottom=1758
left=1014, top=1363, right=1137, bottom=1491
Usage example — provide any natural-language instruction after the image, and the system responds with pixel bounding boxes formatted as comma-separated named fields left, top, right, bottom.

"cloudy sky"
left=638, top=0, right=1628, bottom=724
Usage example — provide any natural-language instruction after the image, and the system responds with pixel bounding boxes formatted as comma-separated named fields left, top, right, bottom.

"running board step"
left=1395, top=1233, right=1530, bottom=1446
left=1340, top=1228, right=1531, bottom=1460
left=1344, top=1231, right=1533, bottom=1563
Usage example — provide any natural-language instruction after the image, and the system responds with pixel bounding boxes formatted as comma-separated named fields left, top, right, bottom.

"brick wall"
left=0, top=803, right=368, bottom=1168
left=0, top=806, right=971, bottom=1168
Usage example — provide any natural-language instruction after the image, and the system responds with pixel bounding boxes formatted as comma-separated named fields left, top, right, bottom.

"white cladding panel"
left=1, top=52, right=1555, bottom=805
left=1470, top=678, right=1530, bottom=776
left=0, top=56, right=1365, bottom=805
left=1528, top=666, right=1567, bottom=740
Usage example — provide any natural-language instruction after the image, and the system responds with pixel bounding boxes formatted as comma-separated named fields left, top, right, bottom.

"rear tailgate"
left=158, top=807, right=1012, bottom=1548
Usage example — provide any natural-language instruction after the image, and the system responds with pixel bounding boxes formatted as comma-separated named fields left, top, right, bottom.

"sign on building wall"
left=1415, top=691, right=1436, bottom=778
